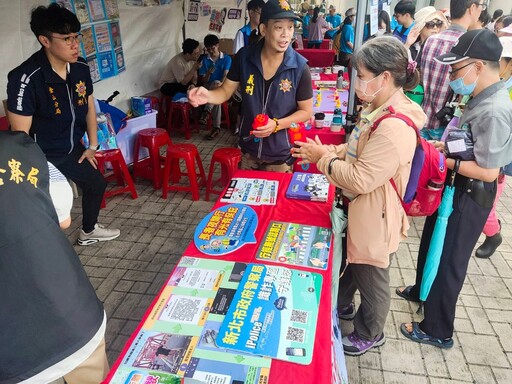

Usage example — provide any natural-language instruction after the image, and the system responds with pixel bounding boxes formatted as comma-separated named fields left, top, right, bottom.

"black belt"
left=451, top=172, right=497, bottom=209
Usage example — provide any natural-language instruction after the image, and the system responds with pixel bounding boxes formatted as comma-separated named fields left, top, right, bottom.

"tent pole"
left=182, top=0, right=187, bottom=41
left=344, top=0, right=368, bottom=138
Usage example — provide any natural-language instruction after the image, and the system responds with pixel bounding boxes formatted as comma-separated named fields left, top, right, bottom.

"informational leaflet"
left=217, top=264, right=322, bottom=365
left=109, top=257, right=271, bottom=384
left=194, top=204, right=258, bottom=256
left=256, top=221, right=332, bottom=270
left=220, top=178, right=278, bottom=206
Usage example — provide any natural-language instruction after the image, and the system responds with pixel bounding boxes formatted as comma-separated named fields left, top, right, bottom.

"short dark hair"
left=30, top=3, right=80, bottom=39
left=394, top=0, right=415, bottom=17
left=450, top=0, right=479, bottom=21
left=478, top=10, right=491, bottom=26
left=182, top=38, right=199, bottom=54
left=492, top=9, right=503, bottom=21
left=204, top=34, right=219, bottom=48
left=247, top=0, right=264, bottom=12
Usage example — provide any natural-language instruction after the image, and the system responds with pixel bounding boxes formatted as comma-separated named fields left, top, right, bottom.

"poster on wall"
left=227, top=8, right=242, bottom=20
left=209, top=8, right=227, bottom=33
left=188, top=0, right=199, bottom=21
left=53, top=0, right=126, bottom=82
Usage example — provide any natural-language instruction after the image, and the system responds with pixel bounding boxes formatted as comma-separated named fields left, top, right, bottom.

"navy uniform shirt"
left=7, top=48, right=93, bottom=157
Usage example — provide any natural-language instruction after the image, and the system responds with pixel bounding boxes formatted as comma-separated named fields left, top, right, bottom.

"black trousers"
left=47, top=145, right=106, bottom=233
left=413, top=184, right=493, bottom=339
left=160, top=82, right=190, bottom=98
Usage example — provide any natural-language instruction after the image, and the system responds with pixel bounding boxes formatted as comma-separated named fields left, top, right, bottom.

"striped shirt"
left=420, top=24, right=466, bottom=131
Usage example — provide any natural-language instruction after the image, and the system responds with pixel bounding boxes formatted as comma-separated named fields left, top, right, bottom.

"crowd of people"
left=2, top=0, right=512, bottom=382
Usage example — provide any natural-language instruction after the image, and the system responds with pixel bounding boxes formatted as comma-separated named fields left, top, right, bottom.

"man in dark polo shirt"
left=0, top=131, right=108, bottom=383
left=6, top=3, right=119, bottom=245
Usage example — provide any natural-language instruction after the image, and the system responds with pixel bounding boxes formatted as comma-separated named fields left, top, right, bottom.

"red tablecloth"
left=104, top=170, right=336, bottom=384
left=297, top=49, right=336, bottom=67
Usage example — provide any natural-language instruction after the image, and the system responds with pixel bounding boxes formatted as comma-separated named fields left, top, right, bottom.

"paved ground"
left=65, top=127, right=512, bottom=383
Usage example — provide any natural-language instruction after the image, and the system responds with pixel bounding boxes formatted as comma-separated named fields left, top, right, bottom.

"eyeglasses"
left=448, top=61, right=475, bottom=80
left=425, top=20, right=444, bottom=29
left=475, top=1, right=487, bottom=11
left=50, top=33, right=82, bottom=45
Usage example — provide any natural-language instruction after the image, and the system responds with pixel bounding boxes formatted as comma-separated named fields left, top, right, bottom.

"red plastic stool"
left=167, top=101, right=199, bottom=140
left=95, top=149, right=138, bottom=208
left=205, top=147, right=242, bottom=201
left=158, top=95, right=171, bottom=128
left=162, top=143, right=206, bottom=201
left=206, top=101, right=231, bottom=130
left=133, top=128, right=171, bottom=189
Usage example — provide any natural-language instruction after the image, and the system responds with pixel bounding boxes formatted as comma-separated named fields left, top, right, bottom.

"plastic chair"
left=161, top=143, right=206, bottom=201
left=205, top=147, right=242, bottom=201
left=95, top=149, right=138, bottom=208
left=167, top=101, right=199, bottom=140
left=133, top=128, right=171, bottom=189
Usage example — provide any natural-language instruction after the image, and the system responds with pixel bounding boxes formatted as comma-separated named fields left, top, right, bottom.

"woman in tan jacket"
left=293, top=37, right=426, bottom=356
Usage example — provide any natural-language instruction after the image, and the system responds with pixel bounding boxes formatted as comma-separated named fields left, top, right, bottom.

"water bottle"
left=331, top=108, right=343, bottom=132
left=336, top=70, right=344, bottom=91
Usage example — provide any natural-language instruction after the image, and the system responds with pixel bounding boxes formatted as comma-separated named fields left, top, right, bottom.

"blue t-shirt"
left=302, top=14, right=311, bottom=38
left=325, top=14, right=342, bottom=39
left=340, top=24, right=354, bottom=54
left=199, top=52, right=232, bottom=83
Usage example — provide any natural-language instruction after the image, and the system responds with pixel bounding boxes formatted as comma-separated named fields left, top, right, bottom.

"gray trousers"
left=338, top=260, right=391, bottom=340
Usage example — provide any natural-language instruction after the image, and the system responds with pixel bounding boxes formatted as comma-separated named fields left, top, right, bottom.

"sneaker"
left=338, top=303, right=355, bottom=320
left=342, top=331, right=385, bottom=356
left=205, top=127, right=220, bottom=140
left=78, top=224, right=120, bottom=246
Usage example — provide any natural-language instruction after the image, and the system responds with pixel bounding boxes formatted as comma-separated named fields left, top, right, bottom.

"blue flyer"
left=194, top=204, right=258, bottom=255
left=216, top=264, right=322, bottom=364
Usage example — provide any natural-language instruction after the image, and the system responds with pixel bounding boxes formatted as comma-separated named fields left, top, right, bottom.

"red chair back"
left=0, top=116, right=9, bottom=131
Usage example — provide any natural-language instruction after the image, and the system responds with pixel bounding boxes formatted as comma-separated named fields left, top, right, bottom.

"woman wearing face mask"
left=404, top=6, right=448, bottom=66
left=292, top=36, right=426, bottom=356
left=376, top=10, right=392, bottom=37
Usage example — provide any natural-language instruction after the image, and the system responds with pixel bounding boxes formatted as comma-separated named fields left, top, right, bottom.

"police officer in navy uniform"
left=0, top=131, right=108, bottom=382
left=6, top=3, right=119, bottom=245
left=188, top=0, right=313, bottom=172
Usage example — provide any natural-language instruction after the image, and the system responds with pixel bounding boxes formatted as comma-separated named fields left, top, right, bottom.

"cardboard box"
left=131, top=97, right=152, bottom=117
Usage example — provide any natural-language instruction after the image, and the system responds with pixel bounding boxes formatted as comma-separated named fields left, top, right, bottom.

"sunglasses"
left=425, top=20, right=444, bottom=29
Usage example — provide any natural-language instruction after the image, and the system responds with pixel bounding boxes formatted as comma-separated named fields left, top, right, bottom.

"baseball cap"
left=260, top=0, right=302, bottom=24
left=435, top=28, right=503, bottom=64
left=329, top=5, right=336, bottom=10
left=500, top=36, right=512, bottom=59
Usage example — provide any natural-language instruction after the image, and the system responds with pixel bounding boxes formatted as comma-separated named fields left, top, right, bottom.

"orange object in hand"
left=289, top=122, right=305, bottom=145
left=252, top=114, right=269, bottom=130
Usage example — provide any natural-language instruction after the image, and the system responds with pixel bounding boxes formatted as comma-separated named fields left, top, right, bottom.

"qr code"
left=286, top=326, right=305, bottom=343
left=290, top=309, right=308, bottom=324
left=180, top=257, right=199, bottom=266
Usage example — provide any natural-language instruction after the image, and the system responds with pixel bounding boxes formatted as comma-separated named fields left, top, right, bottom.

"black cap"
left=435, top=28, right=503, bottom=65
left=260, top=0, right=302, bottom=24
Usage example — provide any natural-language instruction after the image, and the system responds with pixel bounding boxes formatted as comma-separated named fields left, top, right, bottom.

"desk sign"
left=194, top=204, right=258, bottom=256
left=217, top=264, right=322, bottom=364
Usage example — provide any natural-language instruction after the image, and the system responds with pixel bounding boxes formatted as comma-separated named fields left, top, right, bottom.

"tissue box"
left=131, top=97, right=152, bottom=117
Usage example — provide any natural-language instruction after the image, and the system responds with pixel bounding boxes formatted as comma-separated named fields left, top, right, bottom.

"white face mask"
left=354, top=74, right=383, bottom=102
left=376, top=28, right=386, bottom=36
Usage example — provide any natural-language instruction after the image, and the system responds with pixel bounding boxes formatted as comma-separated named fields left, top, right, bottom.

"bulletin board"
left=53, top=0, right=126, bottom=83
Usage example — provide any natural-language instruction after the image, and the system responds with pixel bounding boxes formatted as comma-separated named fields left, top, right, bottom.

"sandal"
left=396, top=285, right=420, bottom=303
left=400, top=322, right=453, bottom=349
left=206, top=127, right=220, bottom=140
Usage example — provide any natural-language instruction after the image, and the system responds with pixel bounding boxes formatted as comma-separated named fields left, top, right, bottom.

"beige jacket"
left=317, top=90, right=426, bottom=268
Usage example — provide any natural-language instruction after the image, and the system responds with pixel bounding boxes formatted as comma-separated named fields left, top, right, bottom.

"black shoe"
left=205, top=127, right=220, bottom=140
left=475, top=232, right=502, bottom=258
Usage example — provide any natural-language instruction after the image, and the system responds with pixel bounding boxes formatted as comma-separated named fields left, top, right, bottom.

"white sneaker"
left=78, top=224, right=120, bottom=246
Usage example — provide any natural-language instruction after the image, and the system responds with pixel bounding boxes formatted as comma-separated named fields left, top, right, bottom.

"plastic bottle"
left=336, top=70, right=344, bottom=91
left=331, top=108, right=343, bottom=132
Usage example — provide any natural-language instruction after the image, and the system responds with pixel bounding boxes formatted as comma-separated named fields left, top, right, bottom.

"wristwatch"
left=88, top=144, right=100, bottom=151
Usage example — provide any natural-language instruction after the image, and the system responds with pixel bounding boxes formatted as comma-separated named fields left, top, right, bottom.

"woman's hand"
left=405, top=25, right=421, bottom=49
left=429, top=140, right=446, bottom=153
left=291, top=136, right=329, bottom=164
left=187, top=86, right=209, bottom=107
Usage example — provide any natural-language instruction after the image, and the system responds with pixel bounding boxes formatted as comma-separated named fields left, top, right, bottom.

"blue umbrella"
left=419, top=182, right=455, bottom=302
